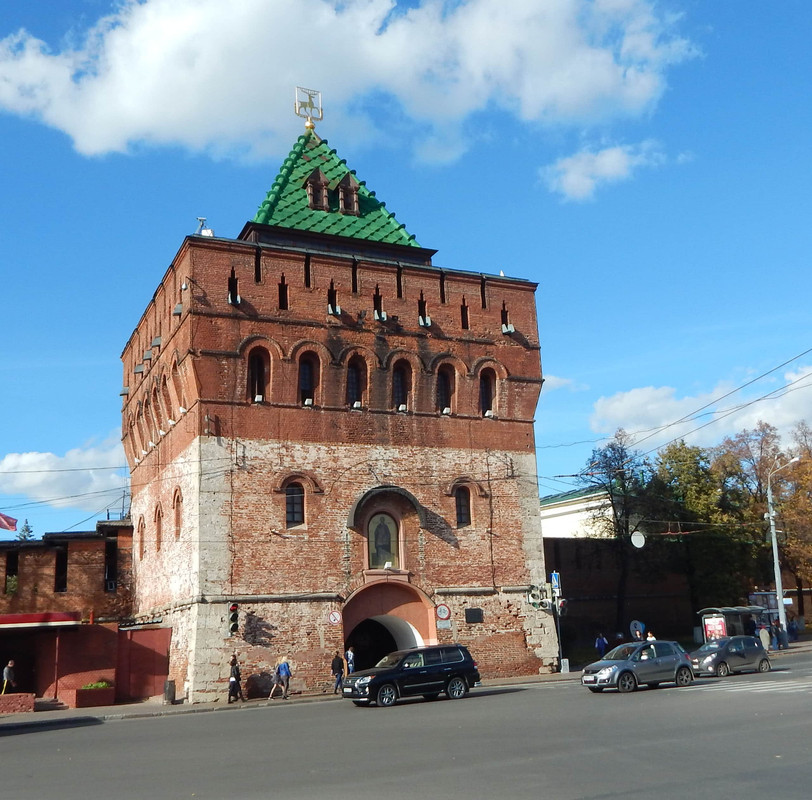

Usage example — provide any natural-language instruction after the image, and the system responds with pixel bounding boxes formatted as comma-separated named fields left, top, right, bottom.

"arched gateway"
left=342, top=581, right=435, bottom=671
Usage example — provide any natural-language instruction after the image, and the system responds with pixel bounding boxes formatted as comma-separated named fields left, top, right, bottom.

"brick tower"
left=121, top=123, right=557, bottom=702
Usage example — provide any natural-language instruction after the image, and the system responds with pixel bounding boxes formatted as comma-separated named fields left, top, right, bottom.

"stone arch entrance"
left=342, top=581, right=435, bottom=671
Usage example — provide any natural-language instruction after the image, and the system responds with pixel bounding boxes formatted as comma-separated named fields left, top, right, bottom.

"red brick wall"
left=0, top=693, right=35, bottom=714
left=123, top=231, right=554, bottom=700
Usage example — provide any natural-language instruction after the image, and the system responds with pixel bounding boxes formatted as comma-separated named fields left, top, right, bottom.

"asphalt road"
left=3, top=651, right=811, bottom=800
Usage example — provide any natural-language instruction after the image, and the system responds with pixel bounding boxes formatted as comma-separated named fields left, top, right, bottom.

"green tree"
left=580, top=430, right=654, bottom=632
left=16, top=519, right=34, bottom=541
left=656, top=441, right=757, bottom=609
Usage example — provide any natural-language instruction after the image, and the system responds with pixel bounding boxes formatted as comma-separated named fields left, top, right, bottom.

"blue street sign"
left=550, top=571, right=561, bottom=594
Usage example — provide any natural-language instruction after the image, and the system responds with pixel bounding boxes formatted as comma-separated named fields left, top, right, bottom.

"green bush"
left=81, top=679, right=113, bottom=689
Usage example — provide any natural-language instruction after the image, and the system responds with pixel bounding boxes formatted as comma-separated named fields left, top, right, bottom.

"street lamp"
left=766, top=456, right=800, bottom=629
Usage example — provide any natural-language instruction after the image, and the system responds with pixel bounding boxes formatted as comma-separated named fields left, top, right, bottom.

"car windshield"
left=696, top=640, right=727, bottom=653
left=603, top=644, right=639, bottom=661
left=375, top=652, right=406, bottom=668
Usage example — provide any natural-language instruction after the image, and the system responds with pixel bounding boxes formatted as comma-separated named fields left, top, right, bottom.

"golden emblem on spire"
left=295, top=87, right=323, bottom=130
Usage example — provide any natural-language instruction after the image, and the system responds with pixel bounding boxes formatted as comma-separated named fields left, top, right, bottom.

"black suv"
left=342, top=644, right=480, bottom=707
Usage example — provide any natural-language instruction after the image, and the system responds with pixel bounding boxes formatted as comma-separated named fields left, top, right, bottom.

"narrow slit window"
left=396, top=264, right=403, bottom=298
left=480, top=276, right=487, bottom=309
left=54, top=548, right=68, bottom=593
left=304, top=254, right=312, bottom=288
left=455, top=486, right=471, bottom=527
left=286, top=483, right=305, bottom=527
left=351, top=259, right=358, bottom=294
left=439, top=272, right=446, bottom=304
left=254, top=249, right=262, bottom=283
left=461, top=298, right=470, bottom=330
left=5, top=551, right=18, bottom=595
left=104, top=539, right=118, bottom=592
left=278, top=273, right=289, bottom=310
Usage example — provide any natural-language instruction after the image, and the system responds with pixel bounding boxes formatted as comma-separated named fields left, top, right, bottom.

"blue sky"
left=1, top=0, right=810, bottom=539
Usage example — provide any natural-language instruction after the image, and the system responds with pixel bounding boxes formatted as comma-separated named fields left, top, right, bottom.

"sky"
left=1, top=0, right=810, bottom=540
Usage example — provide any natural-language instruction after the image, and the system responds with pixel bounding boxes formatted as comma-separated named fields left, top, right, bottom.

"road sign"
left=328, top=610, right=341, bottom=625
left=550, top=571, right=561, bottom=596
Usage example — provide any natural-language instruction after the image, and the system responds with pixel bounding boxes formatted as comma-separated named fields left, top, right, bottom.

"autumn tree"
left=656, top=441, right=759, bottom=609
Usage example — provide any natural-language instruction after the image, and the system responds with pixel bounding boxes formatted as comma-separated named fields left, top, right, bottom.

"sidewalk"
left=0, top=669, right=577, bottom=733
left=2, top=638, right=808, bottom=733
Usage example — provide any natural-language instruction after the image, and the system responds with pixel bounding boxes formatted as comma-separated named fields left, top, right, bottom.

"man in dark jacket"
left=331, top=652, right=344, bottom=694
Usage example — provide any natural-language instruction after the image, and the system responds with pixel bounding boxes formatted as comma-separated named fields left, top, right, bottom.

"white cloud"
left=543, top=374, right=589, bottom=392
left=542, top=139, right=666, bottom=200
left=0, top=0, right=694, bottom=161
left=589, top=366, right=812, bottom=453
left=0, top=434, right=127, bottom=513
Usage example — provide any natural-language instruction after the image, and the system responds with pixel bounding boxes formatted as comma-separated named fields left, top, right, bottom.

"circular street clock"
left=436, top=603, right=451, bottom=620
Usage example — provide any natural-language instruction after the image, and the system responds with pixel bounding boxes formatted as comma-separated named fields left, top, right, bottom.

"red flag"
left=0, top=513, right=17, bottom=532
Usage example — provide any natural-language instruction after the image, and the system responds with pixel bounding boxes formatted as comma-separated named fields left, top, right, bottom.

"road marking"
left=690, top=676, right=812, bottom=694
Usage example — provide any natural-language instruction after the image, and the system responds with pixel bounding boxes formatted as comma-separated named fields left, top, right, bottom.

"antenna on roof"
left=195, top=217, right=214, bottom=237
left=295, top=86, right=323, bottom=130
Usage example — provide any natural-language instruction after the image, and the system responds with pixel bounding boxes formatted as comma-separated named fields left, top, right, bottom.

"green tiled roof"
left=253, top=130, right=421, bottom=247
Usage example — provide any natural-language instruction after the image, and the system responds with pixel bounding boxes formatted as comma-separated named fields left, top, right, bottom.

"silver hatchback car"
left=581, top=640, right=694, bottom=693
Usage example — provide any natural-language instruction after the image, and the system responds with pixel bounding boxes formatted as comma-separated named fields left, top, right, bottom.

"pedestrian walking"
left=345, top=646, right=356, bottom=674
left=228, top=655, right=245, bottom=703
left=331, top=652, right=344, bottom=694
left=2, top=659, right=16, bottom=694
left=595, top=633, right=609, bottom=658
left=269, top=656, right=291, bottom=699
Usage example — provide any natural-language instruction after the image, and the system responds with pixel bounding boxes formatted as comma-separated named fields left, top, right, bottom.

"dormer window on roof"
left=304, top=168, right=329, bottom=211
left=338, top=173, right=360, bottom=216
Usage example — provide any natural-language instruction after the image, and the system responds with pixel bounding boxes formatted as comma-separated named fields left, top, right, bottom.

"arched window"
left=136, top=404, right=148, bottom=454
left=286, top=483, right=305, bottom=527
left=368, top=512, right=399, bottom=569
left=171, top=361, right=187, bottom=412
left=155, top=507, right=163, bottom=552
left=137, top=518, right=145, bottom=561
left=299, top=352, right=319, bottom=405
left=392, top=360, right=411, bottom=410
left=436, top=365, right=455, bottom=413
left=248, top=347, right=270, bottom=402
left=455, top=486, right=471, bottom=527
left=173, top=489, right=183, bottom=541
left=479, top=369, right=496, bottom=416
left=161, top=377, right=173, bottom=423
left=152, top=387, right=165, bottom=434
left=346, top=356, right=366, bottom=407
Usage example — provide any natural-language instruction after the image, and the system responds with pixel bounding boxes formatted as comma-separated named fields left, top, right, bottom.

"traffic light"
left=557, top=598, right=568, bottom=616
left=227, top=603, right=239, bottom=635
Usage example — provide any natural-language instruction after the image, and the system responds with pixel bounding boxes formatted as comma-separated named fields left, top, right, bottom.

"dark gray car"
left=689, top=635, right=771, bottom=677
left=581, top=640, right=694, bottom=693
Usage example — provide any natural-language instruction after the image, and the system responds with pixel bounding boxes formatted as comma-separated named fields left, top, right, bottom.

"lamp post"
left=766, top=456, right=799, bottom=629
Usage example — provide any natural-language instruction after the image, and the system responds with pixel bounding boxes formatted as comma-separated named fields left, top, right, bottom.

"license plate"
left=583, top=675, right=596, bottom=683
left=342, top=687, right=352, bottom=693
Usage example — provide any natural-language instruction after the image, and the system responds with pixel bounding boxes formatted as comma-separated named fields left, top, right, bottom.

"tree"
left=710, top=421, right=790, bottom=603
left=775, top=422, right=812, bottom=616
left=656, top=441, right=758, bottom=609
left=16, top=519, right=34, bottom=541
left=580, top=430, right=653, bottom=632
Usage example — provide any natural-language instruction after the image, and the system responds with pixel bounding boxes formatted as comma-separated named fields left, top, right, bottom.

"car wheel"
left=352, top=700, right=369, bottom=707
left=617, top=672, right=637, bottom=693
left=376, top=683, right=397, bottom=707
left=588, top=687, right=603, bottom=693
left=446, top=677, right=467, bottom=699
left=758, top=658, right=771, bottom=673
left=675, top=666, right=693, bottom=687
left=422, top=693, right=440, bottom=700
left=716, top=661, right=730, bottom=678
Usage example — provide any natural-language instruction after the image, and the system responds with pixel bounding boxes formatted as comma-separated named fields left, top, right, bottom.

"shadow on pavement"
left=0, top=716, right=105, bottom=737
